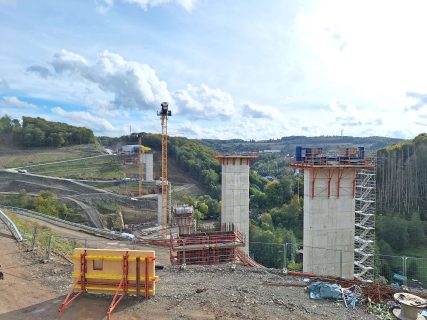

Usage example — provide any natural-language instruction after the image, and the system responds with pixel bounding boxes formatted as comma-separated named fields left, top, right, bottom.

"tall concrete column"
left=143, top=153, right=154, bottom=181
left=302, top=167, right=356, bottom=279
left=157, top=194, right=162, bottom=225
left=216, top=155, right=256, bottom=254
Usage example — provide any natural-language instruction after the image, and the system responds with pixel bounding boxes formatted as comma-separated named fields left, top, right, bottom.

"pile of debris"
left=309, top=276, right=406, bottom=304
left=302, top=275, right=427, bottom=319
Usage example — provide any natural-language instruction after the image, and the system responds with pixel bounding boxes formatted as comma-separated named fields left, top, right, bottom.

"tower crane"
left=158, top=102, right=171, bottom=233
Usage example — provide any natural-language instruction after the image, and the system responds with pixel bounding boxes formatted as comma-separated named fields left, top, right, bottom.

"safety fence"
left=2, top=222, right=137, bottom=262
left=249, top=242, right=427, bottom=289
left=1, top=205, right=130, bottom=240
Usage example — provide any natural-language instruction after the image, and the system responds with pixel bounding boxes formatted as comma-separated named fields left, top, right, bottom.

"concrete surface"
left=303, top=167, right=356, bottom=279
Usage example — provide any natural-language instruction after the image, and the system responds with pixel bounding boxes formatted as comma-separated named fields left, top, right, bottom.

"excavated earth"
left=0, top=227, right=379, bottom=320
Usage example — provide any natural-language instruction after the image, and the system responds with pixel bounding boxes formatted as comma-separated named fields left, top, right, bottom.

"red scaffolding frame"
left=170, top=224, right=249, bottom=265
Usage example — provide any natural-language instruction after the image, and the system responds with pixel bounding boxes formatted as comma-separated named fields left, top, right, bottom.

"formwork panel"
left=71, top=248, right=157, bottom=296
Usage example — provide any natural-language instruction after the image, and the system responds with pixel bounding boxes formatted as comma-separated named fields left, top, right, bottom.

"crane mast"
left=158, top=102, right=171, bottom=234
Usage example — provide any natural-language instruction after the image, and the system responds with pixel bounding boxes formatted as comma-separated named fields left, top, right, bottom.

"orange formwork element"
left=58, top=248, right=158, bottom=320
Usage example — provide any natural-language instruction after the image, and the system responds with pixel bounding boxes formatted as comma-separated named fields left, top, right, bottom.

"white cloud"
left=1, top=96, right=37, bottom=109
left=329, top=101, right=382, bottom=128
left=26, top=65, right=52, bottom=78
left=51, top=106, right=116, bottom=132
left=51, top=49, right=88, bottom=73
left=50, top=50, right=171, bottom=111
left=173, top=84, right=235, bottom=119
left=241, top=102, right=281, bottom=119
left=174, top=115, right=291, bottom=140
left=123, top=0, right=196, bottom=12
left=95, top=0, right=114, bottom=14
left=95, top=0, right=196, bottom=13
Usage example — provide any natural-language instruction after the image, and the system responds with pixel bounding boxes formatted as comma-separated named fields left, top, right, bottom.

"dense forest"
left=376, top=134, right=427, bottom=258
left=0, top=115, right=95, bottom=147
left=377, top=134, right=427, bottom=216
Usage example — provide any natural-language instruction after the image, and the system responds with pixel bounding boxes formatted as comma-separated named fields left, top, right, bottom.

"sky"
left=0, top=0, right=427, bottom=140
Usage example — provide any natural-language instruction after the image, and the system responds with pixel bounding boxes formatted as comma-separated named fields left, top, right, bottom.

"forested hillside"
left=201, top=135, right=404, bottom=154
left=377, top=133, right=427, bottom=216
left=0, top=115, right=95, bottom=147
left=6, top=114, right=424, bottom=267
left=376, top=134, right=427, bottom=257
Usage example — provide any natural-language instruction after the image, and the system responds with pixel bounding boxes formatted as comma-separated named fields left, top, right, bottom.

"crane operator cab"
left=158, top=102, right=172, bottom=117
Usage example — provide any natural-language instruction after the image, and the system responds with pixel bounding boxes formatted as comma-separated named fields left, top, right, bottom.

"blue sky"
left=0, top=0, right=427, bottom=139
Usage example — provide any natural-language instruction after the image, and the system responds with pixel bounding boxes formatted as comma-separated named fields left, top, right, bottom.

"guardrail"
left=0, top=208, right=24, bottom=241
left=0, top=205, right=130, bottom=240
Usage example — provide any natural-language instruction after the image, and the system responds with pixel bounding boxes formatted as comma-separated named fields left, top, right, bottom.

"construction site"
left=0, top=102, right=426, bottom=320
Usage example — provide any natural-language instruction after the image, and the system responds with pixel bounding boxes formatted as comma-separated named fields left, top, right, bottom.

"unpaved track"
left=63, top=197, right=103, bottom=228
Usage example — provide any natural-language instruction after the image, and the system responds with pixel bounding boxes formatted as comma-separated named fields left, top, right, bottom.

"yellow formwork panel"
left=72, top=248, right=157, bottom=297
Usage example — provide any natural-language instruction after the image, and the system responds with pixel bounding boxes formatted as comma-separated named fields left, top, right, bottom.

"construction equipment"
left=157, top=102, right=171, bottom=235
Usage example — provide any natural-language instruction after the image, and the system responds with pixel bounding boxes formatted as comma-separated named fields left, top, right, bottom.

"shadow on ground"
left=0, top=294, right=143, bottom=320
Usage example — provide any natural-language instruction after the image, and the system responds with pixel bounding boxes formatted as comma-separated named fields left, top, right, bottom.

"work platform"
left=170, top=223, right=247, bottom=265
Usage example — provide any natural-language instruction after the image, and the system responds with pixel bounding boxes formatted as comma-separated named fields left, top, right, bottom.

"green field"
left=28, top=155, right=124, bottom=180
left=0, top=144, right=102, bottom=168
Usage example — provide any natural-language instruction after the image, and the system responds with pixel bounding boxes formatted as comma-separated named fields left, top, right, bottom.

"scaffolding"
left=172, top=205, right=194, bottom=236
left=354, top=159, right=376, bottom=281
left=170, top=224, right=248, bottom=265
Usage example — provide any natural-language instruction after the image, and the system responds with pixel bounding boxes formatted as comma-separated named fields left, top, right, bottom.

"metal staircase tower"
left=354, top=160, right=376, bottom=280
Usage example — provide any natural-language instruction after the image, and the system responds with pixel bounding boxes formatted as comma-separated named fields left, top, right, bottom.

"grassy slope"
left=0, top=144, right=101, bottom=169
left=3, top=209, right=78, bottom=256
left=28, top=155, right=123, bottom=180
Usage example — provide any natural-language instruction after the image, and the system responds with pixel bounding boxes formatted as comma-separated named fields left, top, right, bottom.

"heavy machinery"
left=158, top=102, right=171, bottom=234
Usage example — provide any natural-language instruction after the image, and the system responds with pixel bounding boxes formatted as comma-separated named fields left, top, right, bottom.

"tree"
left=265, top=180, right=284, bottom=208
left=407, top=212, right=425, bottom=247
left=0, top=115, right=12, bottom=133
left=378, top=216, right=409, bottom=251
left=17, top=189, right=30, bottom=208
left=279, top=176, right=294, bottom=204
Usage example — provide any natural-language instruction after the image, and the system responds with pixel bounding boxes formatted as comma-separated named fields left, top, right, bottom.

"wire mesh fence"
left=376, top=254, right=427, bottom=289
left=249, top=241, right=427, bottom=289
left=9, top=220, right=427, bottom=288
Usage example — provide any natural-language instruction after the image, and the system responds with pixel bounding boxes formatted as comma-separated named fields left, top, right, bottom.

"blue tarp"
left=307, top=281, right=342, bottom=300
left=392, top=274, right=407, bottom=282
